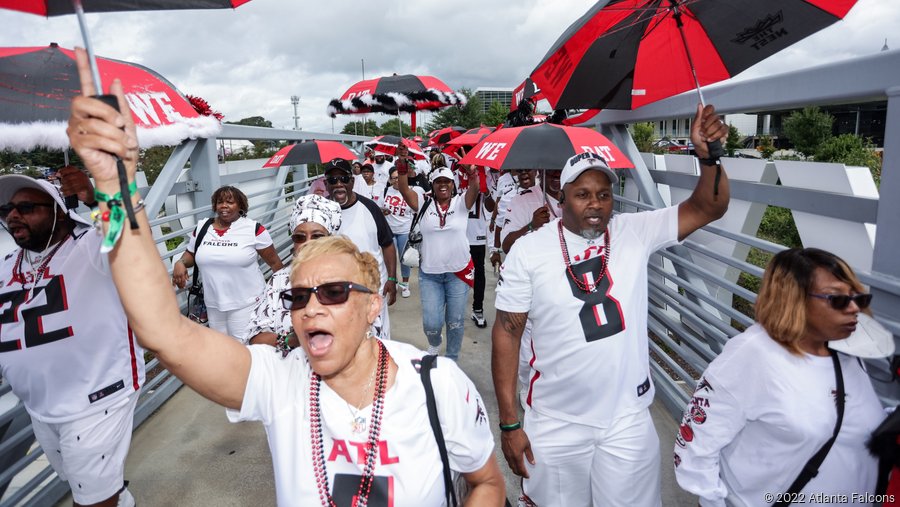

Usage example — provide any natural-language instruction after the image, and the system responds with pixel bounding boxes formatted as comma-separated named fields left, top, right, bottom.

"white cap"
left=0, top=174, right=92, bottom=227
left=429, top=167, right=455, bottom=183
left=561, top=152, right=618, bottom=187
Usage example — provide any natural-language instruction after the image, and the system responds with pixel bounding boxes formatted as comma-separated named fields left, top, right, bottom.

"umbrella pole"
left=72, top=0, right=104, bottom=93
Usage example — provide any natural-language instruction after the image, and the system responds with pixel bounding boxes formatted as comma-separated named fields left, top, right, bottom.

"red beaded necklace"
left=311, top=340, right=390, bottom=507
left=557, top=220, right=611, bottom=293
left=434, top=199, right=452, bottom=229
left=13, top=237, right=67, bottom=301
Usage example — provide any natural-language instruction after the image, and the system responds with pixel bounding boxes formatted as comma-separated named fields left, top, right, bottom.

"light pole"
left=291, top=95, right=301, bottom=130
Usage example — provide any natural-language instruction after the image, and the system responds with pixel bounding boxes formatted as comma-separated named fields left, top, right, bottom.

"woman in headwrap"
left=245, top=194, right=342, bottom=354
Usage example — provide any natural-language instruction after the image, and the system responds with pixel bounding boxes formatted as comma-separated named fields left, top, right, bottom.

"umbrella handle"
left=93, top=94, right=139, bottom=230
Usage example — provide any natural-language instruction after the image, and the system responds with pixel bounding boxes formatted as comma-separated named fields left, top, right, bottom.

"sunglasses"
left=0, top=201, right=53, bottom=219
left=279, top=282, right=373, bottom=310
left=808, top=293, right=873, bottom=310
left=325, top=175, right=352, bottom=185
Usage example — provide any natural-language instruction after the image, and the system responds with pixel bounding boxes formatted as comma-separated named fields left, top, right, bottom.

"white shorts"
left=207, top=303, right=256, bottom=342
left=522, top=408, right=661, bottom=507
left=31, top=391, right=139, bottom=505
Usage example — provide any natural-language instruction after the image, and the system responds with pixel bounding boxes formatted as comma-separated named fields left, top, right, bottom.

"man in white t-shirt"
left=492, top=105, right=729, bottom=506
left=500, top=170, right=563, bottom=254
left=371, top=153, right=394, bottom=187
left=323, top=159, right=398, bottom=338
left=0, top=173, right=143, bottom=507
left=489, top=170, right=530, bottom=270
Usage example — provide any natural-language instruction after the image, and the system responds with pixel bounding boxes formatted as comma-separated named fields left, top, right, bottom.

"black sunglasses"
left=325, top=175, right=352, bottom=185
left=0, top=201, right=54, bottom=219
left=808, top=293, right=873, bottom=310
left=279, top=282, right=373, bottom=310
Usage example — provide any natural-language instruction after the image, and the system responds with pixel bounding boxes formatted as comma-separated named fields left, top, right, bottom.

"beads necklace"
left=311, top=339, right=389, bottom=507
left=14, top=237, right=67, bottom=302
left=557, top=220, right=611, bottom=293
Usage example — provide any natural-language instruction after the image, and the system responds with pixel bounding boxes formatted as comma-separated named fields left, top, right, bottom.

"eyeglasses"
left=0, top=202, right=53, bottom=219
left=325, top=175, right=352, bottom=185
left=808, top=293, right=873, bottom=310
left=290, top=233, right=327, bottom=244
left=279, top=282, right=373, bottom=310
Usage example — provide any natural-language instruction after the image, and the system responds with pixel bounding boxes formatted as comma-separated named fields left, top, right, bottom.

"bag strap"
left=190, top=218, right=215, bottom=289
left=774, top=349, right=845, bottom=506
left=420, top=354, right=458, bottom=507
left=408, top=197, right=432, bottom=235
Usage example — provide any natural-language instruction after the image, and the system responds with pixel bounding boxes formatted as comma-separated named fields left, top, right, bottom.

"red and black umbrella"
left=0, top=44, right=221, bottom=151
left=458, top=123, right=632, bottom=171
left=511, top=77, right=544, bottom=112
left=327, top=73, right=466, bottom=134
left=530, top=0, right=859, bottom=111
left=365, top=135, right=426, bottom=160
left=443, top=126, right=497, bottom=156
left=262, top=141, right=358, bottom=169
left=428, top=126, right=467, bottom=146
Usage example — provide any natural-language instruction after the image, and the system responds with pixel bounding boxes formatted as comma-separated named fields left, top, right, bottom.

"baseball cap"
left=561, top=152, right=618, bottom=187
left=360, top=164, right=375, bottom=172
left=0, top=174, right=92, bottom=227
left=324, top=158, right=353, bottom=174
left=429, top=167, right=455, bottom=183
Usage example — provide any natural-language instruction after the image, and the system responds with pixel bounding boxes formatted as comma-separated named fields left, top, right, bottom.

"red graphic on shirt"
left=328, top=439, right=400, bottom=465
left=573, top=244, right=606, bottom=263
left=382, top=195, right=411, bottom=218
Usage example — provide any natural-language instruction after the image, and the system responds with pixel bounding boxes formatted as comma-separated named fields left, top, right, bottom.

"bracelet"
left=527, top=222, right=534, bottom=233
left=93, top=181, right=138, bottom=253
left=697, top=157, right=720, bottom=166
left=499, top=421, right=522, bottom=432
left=387, top=277, right=398, bottom=283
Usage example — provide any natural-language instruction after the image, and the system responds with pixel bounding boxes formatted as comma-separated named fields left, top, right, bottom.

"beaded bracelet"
left=94, top=181, right=138, bottom=253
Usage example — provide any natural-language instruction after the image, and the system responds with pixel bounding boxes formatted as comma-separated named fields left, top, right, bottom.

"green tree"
left=757, top=135, right=776, bottom=159
left=138, top=146, right=177, bottom=185
left=815, top=134, right=882, bottom=186
left=226, top=116, right=273, bottom=128
left=482, top=100, right=509, bottom=128
left=378, top=118, right=413, bottom=138
left=341, top=119, right=380, bottom=136
left=725, top=124, right=743, bottom=157
left=425, top=89, right=484, bottom=131
left=630, top=122, right=655, bottom=153
left=782, top=106, right=833, bottom=158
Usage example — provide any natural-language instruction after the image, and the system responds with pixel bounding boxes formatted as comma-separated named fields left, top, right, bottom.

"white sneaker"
left=426, top=344, right=440, bottom=355
left=471, top=310, right=487, bottom=328
left=399, top=283, right=411, bottom=298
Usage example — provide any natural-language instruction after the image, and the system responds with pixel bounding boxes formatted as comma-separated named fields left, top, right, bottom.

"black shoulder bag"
left=187, top=218, right=214, bottom=323
left=420, top=355, right=512, bottom=507
left=773, top=349, right=845, bottom=506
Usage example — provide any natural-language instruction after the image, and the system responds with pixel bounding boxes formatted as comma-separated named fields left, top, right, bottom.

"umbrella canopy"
left=447, top=126, right=496, bottom=147
left=328, top=74, right=467, bottom=116
left=262, top=140, right=358, bottom=169
left=0, top=0, right=251, bottom=15
left=428, top=126, right=467, bottom=146
left=365, top=135, right=426, bottom=160
left=0, top=44, right=221, bottom=151
left=458, top=123, right=632, bottom=171
left=530, top=0, right=858, bottom=111
left=511, top=77, right=544, bottom=111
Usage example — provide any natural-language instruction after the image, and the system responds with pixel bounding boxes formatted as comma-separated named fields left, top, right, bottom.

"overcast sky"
left=1, top=0, right=896, bottom=134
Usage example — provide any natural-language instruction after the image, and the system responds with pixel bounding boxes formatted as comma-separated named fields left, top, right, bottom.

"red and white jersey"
left=382, top=186, right=423, bottom=236
left=466, top=194, right=491, bottom=247
left=674, top=325, right=883, bottom=507
left=500, top=186, right=562, bottom=246
left=228, top=340, right=494, bottom=507
left=495, top=207, right=679, bottom=427
left=0, top=229, right=144, bottom=423
left=188, top=217, right=273, bottom=312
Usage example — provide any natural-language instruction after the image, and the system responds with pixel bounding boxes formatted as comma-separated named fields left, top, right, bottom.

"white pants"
left=522, top=408, right=662, bottom=507
left=207, top=303, right=255, bottom=342
left=31, top=391, right=139, bottom=505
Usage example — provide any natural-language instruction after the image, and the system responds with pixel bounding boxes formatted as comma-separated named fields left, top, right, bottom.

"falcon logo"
left=695, top=377, right=714, bottom=394
left=690, top=405, right=707, bottom=425
left=475, top=398, right=487, bottom=426
left=731, top=11, right=788, bottom=51
left=674, top=453, right=682, bottom=468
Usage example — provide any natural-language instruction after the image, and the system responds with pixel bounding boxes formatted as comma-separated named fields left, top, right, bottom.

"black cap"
left=325, top=158, right=353, bottom=174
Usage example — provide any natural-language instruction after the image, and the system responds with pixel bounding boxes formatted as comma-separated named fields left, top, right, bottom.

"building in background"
left=474, top=87, right=514, bottom=114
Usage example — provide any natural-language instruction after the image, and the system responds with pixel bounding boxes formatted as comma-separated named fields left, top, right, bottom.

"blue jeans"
left=393, top=232, right=411, bottom=280
left=419, top=270, right=469, bottom=360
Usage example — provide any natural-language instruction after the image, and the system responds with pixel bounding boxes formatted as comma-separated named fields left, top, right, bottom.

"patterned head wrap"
left=290, top=194, right=342, bottom=235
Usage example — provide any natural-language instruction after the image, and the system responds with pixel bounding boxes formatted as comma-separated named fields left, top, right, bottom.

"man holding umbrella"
left=492, top=104, right=729, bottom=506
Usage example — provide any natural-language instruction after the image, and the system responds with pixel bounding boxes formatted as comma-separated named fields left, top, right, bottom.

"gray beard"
left=580, top=228, right=603, bottom=240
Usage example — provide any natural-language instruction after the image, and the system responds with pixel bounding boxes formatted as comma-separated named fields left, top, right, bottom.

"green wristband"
left=499, top=421, right=522, bottom=432
left=387, top=277, right=398, bottom=282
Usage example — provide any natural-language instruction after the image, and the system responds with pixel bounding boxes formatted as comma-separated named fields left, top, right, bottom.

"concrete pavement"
left=54, top=265, right=698, bottom=506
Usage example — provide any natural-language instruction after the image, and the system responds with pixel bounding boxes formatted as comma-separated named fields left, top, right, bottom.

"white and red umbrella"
left=0, top=44, right=222, bottom=151
left=458, top=123, right=632, bottom=171
left=365, top=135, right=426, bottom=160
left=262, top=140, right=358, bottom=169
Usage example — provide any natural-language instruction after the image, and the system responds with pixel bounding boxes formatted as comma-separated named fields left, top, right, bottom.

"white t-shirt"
left=492, top=172, right=518, bottom=227
left=383, top=186, right=424, bottom=236
left=336, top=195, right=393, bottom=290
left=189, top=216, right=273, bottom=312
left=495, top=207, right=679, bottom=427
left=227, top=340, right=495, bottom=507
left=500, top=186, right=562, bottom=247
left=418, top=195, right=471, bottom=274
left=372, top=161, right=394, bottom=186
left=354, top=177, right=385, bottom=205
left=674, top=324, right=884, bottom=507
left=0, top=229, right=145, bottom=423
left=466, top=193, right=491, bottom=247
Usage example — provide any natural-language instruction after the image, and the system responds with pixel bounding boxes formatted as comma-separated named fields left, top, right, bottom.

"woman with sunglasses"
left=395, top=144, right=482, bottom=360
left=67, top=51, right=505, bottom=506
left=245, top=194, right=341, bottom=353
left=674, top=248, right=886, bottom=505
